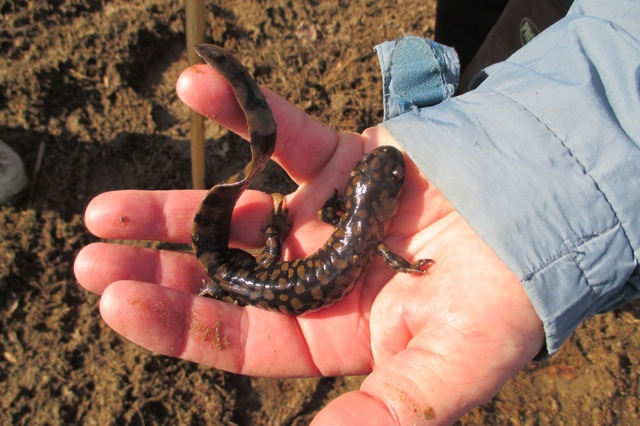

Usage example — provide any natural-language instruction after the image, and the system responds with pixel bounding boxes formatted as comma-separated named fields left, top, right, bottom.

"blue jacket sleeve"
left=380, top=0, right=640, bottom=355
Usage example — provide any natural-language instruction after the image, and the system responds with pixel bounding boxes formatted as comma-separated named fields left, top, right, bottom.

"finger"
left=84, top=189, right=274, bottom=246
left=176, top=63, right=339, bottom=183
left=283, top=132, right=365, bottom=225
left=74, top=242, right=206, bottom=295
left=99, top=280, right=362, bottom=377
left=310, top=392, right=390, bottom=426
left=82, top=245, right=377, bottom=375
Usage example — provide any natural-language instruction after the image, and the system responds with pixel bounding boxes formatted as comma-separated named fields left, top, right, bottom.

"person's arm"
left=382, top=0, right=640, bottom=356
left=76, top=60, right=546, bottom=426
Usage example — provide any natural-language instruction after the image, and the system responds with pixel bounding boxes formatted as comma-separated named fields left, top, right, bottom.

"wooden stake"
left=185, top=0, right=206, bottom=189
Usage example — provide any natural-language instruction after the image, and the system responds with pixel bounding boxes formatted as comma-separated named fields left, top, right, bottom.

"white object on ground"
left=0, top=139, right=28, bottom=202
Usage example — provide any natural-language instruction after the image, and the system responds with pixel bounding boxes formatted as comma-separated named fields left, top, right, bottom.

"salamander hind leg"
left=200, top=281, right=249, bottom=306
left=255, top=193, right=291, bottom=266
left=376, top=242, right=434, bottom=273
left=199, top=280, right=226, bottom=298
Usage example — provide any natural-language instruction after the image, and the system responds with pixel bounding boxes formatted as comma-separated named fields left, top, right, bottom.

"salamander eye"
left=392, top=164, right=405, bottom=180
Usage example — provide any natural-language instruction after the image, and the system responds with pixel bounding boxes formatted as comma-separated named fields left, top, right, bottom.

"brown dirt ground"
left=1, top=1, right=639, bottom=424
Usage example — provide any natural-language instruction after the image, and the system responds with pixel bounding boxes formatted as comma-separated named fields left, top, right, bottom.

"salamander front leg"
left=376, top=243, right=434, bottom=274
left=318, top=189, right=345, bottom=225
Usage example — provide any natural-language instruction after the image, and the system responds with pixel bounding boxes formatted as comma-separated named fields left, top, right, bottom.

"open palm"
left=74, top=63, right=544, bottom=425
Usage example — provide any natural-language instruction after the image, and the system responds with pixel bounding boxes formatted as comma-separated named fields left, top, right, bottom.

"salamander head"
left=347, top=146, right=406, bottom=222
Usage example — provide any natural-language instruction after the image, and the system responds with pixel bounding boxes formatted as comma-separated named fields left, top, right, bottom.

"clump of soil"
left=1, top=1, right=638, bottom=424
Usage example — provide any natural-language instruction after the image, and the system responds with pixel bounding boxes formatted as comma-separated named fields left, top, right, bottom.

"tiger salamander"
left=192, top=44, right=433, bottom=315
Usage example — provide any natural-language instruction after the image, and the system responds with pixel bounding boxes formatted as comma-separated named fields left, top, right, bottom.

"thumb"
left=312, top=327, right=542, bottom=425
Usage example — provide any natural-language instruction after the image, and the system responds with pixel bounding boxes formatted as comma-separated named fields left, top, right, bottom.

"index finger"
left=176, top=63, right=339, bottom=183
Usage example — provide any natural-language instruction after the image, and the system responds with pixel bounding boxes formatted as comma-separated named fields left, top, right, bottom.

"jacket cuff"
left=382, top=87, right=639, bottom=355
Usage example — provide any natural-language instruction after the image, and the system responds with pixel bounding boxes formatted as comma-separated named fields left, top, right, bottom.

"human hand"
left=74, top=63, right=545, bottom=425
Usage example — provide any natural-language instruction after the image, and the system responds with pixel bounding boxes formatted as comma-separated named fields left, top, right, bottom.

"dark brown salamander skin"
left=192, top=44, right=433, bottom=315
